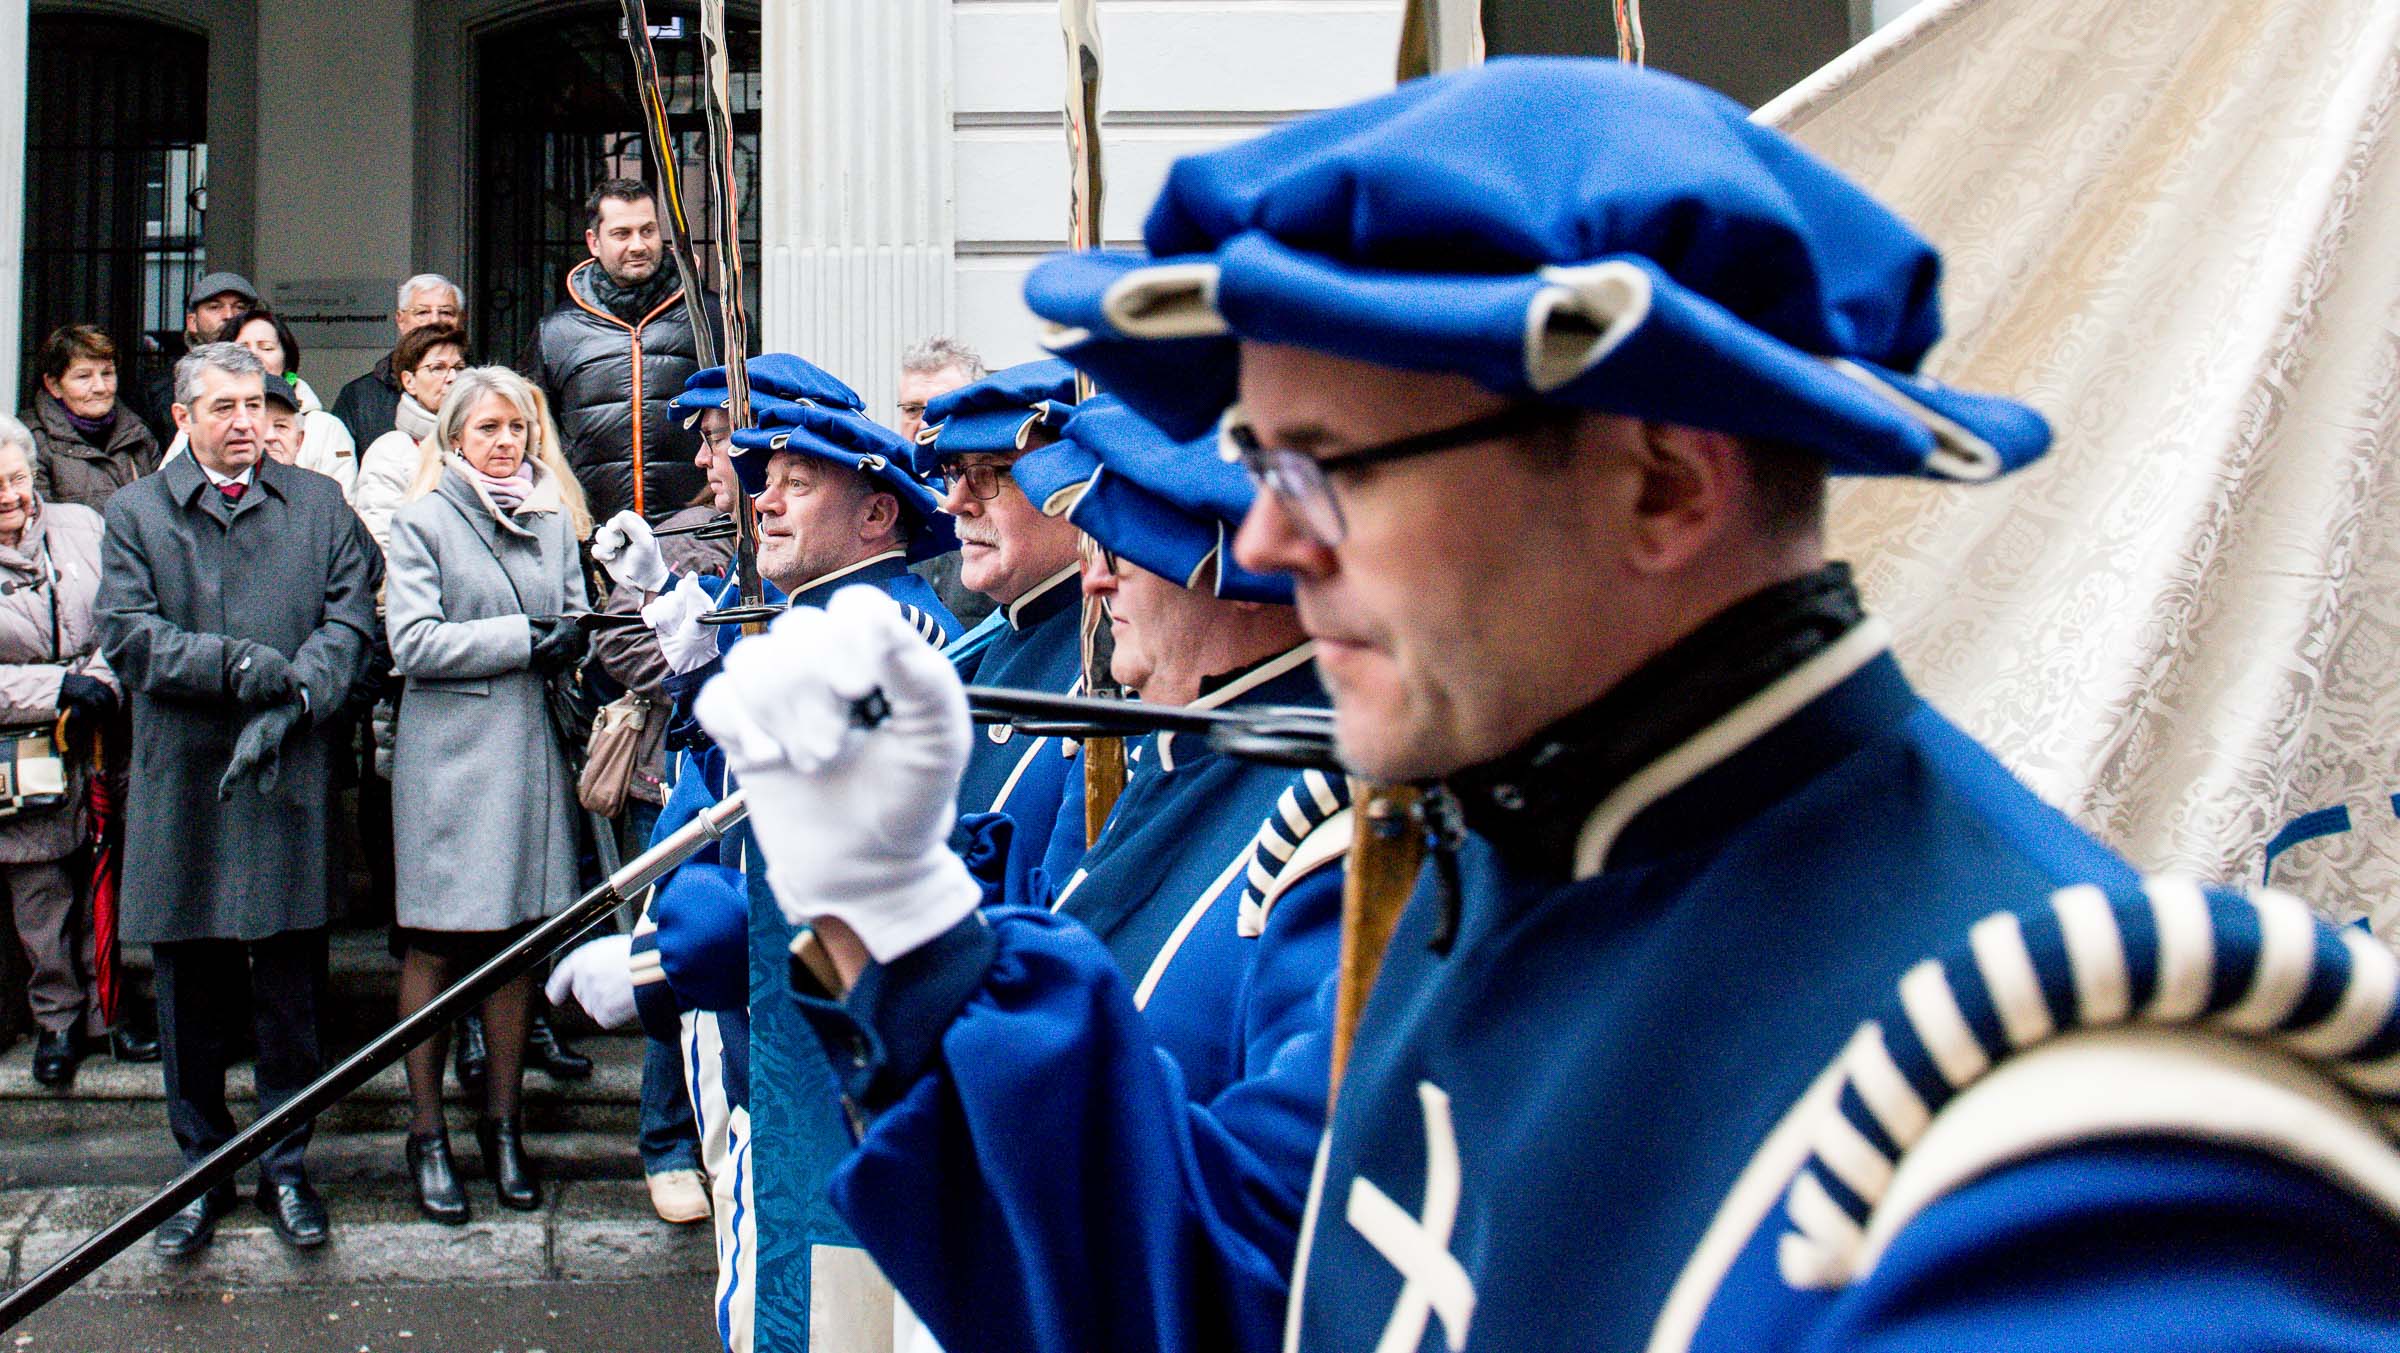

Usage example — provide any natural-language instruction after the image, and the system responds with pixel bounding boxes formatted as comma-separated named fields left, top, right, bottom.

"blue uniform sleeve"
left=789, top=889, right=1340, bottom=1353
left=1698, top=1138, right=2400, bottom=1352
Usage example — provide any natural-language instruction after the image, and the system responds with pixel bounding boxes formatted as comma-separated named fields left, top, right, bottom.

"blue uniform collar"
left=787, top=549, right=911, bottom=609
left=1156, top=641, right=1321, bottom=772
left=1435, top=565, right=1883, bottom=886
left=1003, top=565, right=1081, bottom=632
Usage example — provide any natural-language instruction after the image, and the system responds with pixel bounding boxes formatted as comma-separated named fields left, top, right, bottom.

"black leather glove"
left=528, top=616, right=591, bottom=676
left=218, top=702, right=304, bottom=800
left=56, top=673, right=118, bottom=732
left=227, top=642, right=299, bottom=709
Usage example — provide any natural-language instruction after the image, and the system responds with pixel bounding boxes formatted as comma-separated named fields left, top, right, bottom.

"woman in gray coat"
left=383, top=367, right=592, bottom=1223
left=0, top=417, right=119, bottom=1085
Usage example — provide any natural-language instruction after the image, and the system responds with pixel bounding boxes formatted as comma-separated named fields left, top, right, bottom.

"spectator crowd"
left=0, top=177, right=991, bottom=1273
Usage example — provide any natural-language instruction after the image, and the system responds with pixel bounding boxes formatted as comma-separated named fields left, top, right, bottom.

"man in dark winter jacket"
left=330, top=273, right=463, bottom=449
left=524, top=179, right=714, bottom=523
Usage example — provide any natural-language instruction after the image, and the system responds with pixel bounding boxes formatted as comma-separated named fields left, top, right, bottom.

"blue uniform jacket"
left=1287, top=627, right=2400, bottom=1351
left=949, top=566, right=1085, bottom=905
left=641, top=551, right=958, bottom=1353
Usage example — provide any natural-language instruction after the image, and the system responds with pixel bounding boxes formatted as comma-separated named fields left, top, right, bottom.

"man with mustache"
left=910, top=359, right=1089, bottom=898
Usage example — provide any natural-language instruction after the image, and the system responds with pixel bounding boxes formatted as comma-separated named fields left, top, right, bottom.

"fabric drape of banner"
left=1758, top=0, right=2400, bottom=941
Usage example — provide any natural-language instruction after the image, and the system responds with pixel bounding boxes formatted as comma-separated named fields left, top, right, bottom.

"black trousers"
left=152, top=929, right=327, bottom=1185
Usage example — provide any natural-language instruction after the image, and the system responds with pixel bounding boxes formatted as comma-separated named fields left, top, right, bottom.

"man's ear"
left=861, top=490, right=901, bottom=540
left=1622, top=421, right=1746, bottom=575
left=171, top=402, right=195, bottom=437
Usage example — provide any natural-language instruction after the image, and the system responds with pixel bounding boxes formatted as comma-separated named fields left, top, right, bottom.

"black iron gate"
left=19, top=13, right=208, bottom=406
left=473, top=3, right=760, bottom=370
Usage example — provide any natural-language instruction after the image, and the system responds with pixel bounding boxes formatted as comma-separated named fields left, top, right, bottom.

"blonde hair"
left=405, top=366, right=591, bottom=539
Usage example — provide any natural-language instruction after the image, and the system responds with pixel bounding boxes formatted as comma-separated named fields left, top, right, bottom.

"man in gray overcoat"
left=95, top=343, right=378, bottom=1258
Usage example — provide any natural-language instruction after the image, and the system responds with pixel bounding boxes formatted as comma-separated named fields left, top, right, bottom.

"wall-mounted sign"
left=269, top=278, right=393, bottom=349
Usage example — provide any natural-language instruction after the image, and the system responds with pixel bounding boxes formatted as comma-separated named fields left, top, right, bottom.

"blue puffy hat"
left=1017, top=397, right=1291, bottom=604
left=1024, top=58, right=2048, bottom=481
left=908, top=359, right=1081, bottom=477
left=666, top=354, right=863, bottom=427
left=729, top=403, right=959, bottom=562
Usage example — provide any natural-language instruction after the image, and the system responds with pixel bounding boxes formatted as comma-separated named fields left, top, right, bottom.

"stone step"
left=1, top=1174, right=715, bottom=1296
left=0, top=1029, right=646, bottom=1136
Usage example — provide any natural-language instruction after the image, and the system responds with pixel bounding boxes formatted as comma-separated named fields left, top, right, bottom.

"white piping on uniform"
left=1574, top=620, right=1889, bottom=880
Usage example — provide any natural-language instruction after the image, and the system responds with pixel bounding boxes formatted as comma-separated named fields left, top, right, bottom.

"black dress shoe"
left=476, top=1116, right=542, bottom=1211
left=30, top=1029, right=80, bottom=1087
left=258, top=1179, right=329, bottom=1248
left=527, top=1012, right=593, bottom=1081
left=407, top=1131, right=469, bottom=1225
left=453, top=1014, right=488, bottom=1096
left=109, top=1024, right=161, bottom=1063
left=152, top=1184, right=237, bottom=1258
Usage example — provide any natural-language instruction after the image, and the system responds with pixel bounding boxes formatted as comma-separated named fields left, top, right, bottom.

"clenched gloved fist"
left=545, top=934, right=636, bottom=1030
left=227, top=641, right=299, bottom=709
left=642, top=575, right=722, bottom=676
left=592, top=509, right=670, bottom=595
left=694, top=585, right=978, bottom=964
left=528, top=616, right=590, bottom=675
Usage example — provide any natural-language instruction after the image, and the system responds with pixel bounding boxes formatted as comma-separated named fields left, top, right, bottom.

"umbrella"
left=79, top=721, right=120, bottom=1026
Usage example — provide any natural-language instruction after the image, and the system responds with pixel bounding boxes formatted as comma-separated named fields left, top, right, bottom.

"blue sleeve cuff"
left=628, top=928, right=685, bottom=1045
left=790, top=911, right=1002, bottom=1119
left=654, top=862, right=750, bottom=1012
left=952, top=811, right=1015, bottom=908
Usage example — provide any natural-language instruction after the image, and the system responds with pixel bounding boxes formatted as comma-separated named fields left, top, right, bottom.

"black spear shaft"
left=0, top=792, right=749, bottom=1332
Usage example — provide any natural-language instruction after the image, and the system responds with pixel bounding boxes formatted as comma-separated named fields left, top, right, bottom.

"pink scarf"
left=464, top=459, right=536, bottom=512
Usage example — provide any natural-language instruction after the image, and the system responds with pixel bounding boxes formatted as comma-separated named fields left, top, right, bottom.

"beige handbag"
left=577, top=692, right=659, bottom=818
left=0, top=720, right=69, bottom=818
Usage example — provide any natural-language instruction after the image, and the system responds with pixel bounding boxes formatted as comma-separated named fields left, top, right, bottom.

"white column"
left=0, top=0, right=29, bottom=402
left=760, top=0, right=956, bottom=426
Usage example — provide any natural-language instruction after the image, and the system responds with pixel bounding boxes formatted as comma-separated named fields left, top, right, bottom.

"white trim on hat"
left=1525, top=261, right=1654, bottom=392
left=1825, top=358, right=2003, bottom=481
left=1100, top=263, right=1230, bottom=339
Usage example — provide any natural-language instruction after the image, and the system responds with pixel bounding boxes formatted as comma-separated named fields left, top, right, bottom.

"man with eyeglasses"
left=698, top=59, right=2396, bottom=1353
left=909, top=359, right=1089, bottom=899
left=331, top=274, right=466, bottom=451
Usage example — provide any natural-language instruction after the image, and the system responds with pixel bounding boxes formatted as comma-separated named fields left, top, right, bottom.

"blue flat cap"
left=909, top=359, right=1081, bottom=478
left=1024, top=58, right=2048, bottom=481
left=667, top=354, right=862, bottom=427
left=1016, top=397, right=1290, bottom=604
left=730, top=403, right=959, bottom=562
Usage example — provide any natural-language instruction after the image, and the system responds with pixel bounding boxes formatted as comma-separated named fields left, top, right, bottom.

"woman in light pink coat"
left=0, top=415, right=119, bottom=1086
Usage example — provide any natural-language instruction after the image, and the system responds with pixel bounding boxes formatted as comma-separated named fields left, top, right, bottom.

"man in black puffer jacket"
left=525, top=178, right=716, bottom=523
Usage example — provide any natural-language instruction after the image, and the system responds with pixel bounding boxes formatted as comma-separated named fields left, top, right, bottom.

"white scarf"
left=393, top=393, right=437, bottom=443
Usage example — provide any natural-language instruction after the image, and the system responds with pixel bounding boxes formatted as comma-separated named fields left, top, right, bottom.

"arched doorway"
left=471, top=3, right=760, bottom=368
left=19, top=11, right=208, bottom=404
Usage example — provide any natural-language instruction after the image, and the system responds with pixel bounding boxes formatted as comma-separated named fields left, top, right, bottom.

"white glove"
left=545, top=934, right=637, bottom=1029
left=694, top=585, right=979, bottom=963
left=593, top=509, right=671, bottom=594
left=642, top=574, right=722, bottom=676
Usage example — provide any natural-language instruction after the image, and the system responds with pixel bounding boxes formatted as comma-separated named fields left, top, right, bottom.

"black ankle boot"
left=453, top=1015, right=488, bottom=1096
left=476, top=1116, right=541, bottom=1211
left=407, top=1130, right=469, bottom=1225
left=527, top=1012, right=592, bottom=1081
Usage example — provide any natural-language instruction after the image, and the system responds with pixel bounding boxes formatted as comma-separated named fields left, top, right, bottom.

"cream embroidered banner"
left=1758, top=0, right=2400, bottom=936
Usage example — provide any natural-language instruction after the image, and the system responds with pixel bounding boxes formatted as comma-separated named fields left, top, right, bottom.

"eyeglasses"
left=1076, top=534, right=1122, bottom=576
left=936, top=457, right=1015, bottom=503
left=1227, top=402, right=1566, bottom=547
left=414, top=361, right=467, bottom=377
